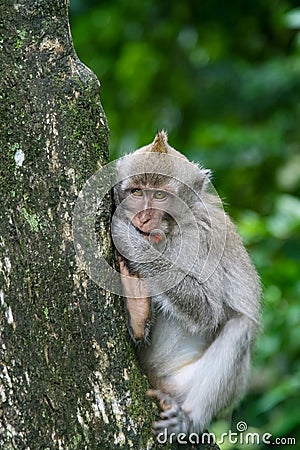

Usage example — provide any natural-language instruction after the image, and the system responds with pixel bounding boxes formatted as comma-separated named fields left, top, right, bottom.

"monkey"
left=111, top=131, right=261, bottom=436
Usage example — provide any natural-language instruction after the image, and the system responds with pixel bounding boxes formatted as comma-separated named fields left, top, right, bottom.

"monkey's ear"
left=150, top=130, right=168, bottom=153
left=193, top=168, right=212, bottom=193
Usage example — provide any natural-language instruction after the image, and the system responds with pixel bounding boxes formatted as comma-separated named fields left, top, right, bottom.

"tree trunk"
left=0, top=1, right=221, bottom=449
left=0, top=1, right=153, bottom=448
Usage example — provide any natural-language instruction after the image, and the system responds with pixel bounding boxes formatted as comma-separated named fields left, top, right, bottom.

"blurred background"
left=70, top=1, right=300, bottom=448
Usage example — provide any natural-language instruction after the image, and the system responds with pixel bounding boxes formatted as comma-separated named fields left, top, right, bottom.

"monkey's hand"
left=119, top=256, right=151, bottom=343
left=147, top=389, right=190, bottom=436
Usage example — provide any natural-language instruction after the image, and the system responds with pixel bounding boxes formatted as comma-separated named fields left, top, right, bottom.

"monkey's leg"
left=119, top=257, right=151, bottom=342
left=172, top=316, right=254, bottom=433
left=147, top=389, right=190, bottom=435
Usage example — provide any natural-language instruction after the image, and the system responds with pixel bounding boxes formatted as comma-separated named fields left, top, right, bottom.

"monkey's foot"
left=147, top=389, right=190, bottom=435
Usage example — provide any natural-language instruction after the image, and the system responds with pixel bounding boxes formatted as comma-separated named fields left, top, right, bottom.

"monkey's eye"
left=130, top=188, right=143, bottom=197
left=153, top=191, right=167, bottom=200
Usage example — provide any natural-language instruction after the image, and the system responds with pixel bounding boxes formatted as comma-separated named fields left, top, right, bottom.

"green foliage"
left=70, top=1, right=300, bottom=446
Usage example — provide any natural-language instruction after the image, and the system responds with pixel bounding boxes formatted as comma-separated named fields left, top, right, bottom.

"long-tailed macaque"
left=111, top=131, right=261, bottom=436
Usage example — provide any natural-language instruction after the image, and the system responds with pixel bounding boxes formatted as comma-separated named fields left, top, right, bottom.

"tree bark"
left=0, top=1, right=153, bottom=449
left=0, top=1, right=221, bottom=449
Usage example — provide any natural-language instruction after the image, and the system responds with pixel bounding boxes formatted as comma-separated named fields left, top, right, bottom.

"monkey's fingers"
left=126, top=296, right=151, bottom=341
left=147, top=389, right=172, bottom=410
left=118, top=257, right=130, bottom=277
left=147, top=388, right=162, bottom=400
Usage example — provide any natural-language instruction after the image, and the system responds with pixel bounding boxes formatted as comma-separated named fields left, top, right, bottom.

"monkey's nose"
left=138, top=210, right=151, bottom=224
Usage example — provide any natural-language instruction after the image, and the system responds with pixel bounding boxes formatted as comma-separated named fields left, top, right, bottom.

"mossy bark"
left=0, top=1, right=153, bottom=449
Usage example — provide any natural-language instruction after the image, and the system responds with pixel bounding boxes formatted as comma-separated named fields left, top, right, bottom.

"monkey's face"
left=124, top=187, right=173, bottom=235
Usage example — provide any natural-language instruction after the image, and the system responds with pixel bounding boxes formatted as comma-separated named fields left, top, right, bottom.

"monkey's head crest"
left=136, top=130, right=187, bottom=161
left=150, top=130, right=168, bottom=154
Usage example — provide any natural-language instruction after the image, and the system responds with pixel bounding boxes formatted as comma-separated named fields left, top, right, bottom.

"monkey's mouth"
left=133, top=224, right=165, bottom=246
left=132, top=224, right=151, bottom=237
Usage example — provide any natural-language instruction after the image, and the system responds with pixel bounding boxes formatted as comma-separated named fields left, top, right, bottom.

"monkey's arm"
left=119, top=257, right=152, bottom=343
